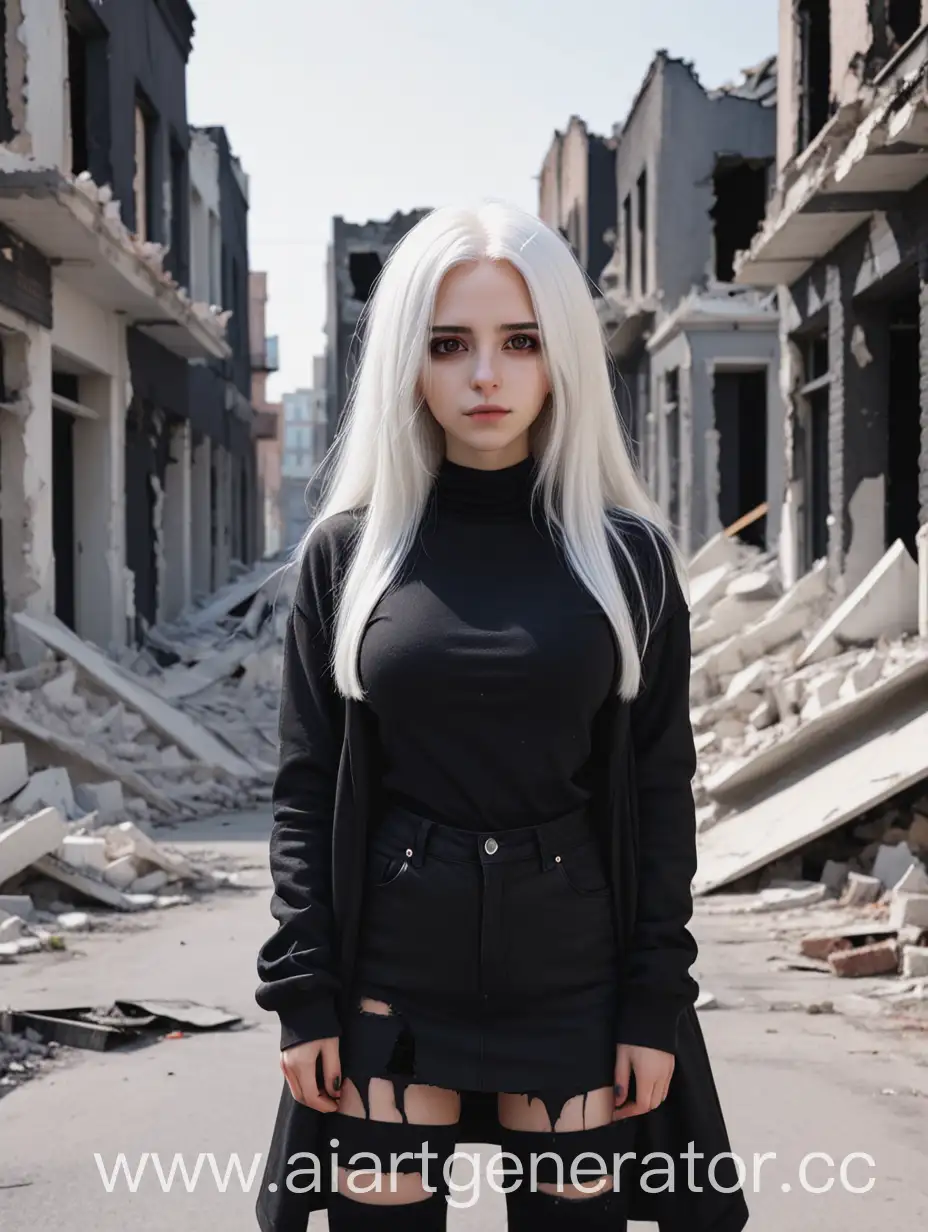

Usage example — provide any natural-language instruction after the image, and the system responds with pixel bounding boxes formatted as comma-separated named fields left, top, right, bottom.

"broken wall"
left=656, top=60, right=776, bottom=313
left=324, top=209, right=430, bottom=442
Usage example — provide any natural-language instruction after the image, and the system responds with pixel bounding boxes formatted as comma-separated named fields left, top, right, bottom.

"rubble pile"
left=689, top=531, right=928, bottom=1011
left=0, top=1026, right=58, bottom=1092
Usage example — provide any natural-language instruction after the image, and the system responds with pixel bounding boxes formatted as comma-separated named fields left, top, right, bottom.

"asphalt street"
left=1, top=809, right=926, bottom=1230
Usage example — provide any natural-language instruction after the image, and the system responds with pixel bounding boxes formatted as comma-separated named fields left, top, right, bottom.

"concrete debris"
left=691, top=531, right=928, bottom=1018
left=0, top=741, right=29, bottom=802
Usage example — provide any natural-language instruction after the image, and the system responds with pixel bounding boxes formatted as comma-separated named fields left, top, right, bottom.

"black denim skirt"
left=340, top=802, right=620, bottom=1121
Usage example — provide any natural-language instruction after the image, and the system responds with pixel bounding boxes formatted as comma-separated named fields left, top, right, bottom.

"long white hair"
left=300, top=201, right=685, bottom=701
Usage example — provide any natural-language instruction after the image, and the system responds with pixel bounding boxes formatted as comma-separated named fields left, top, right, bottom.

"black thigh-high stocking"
left=328, top=1189, right=448, bottom=1229
left=504, top=1183, right=626, bottom=1230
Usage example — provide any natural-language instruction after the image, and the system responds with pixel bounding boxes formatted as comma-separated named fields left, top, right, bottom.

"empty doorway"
left=713, top=368, right=768, bottom=548
left=886, top=292, right=920, bottom=558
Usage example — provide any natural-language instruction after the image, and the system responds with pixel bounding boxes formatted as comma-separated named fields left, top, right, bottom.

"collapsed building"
left=735, top=0, right=928, bottom=596
left=597, top=52, right=782, bottom=559
left=0, top=0, right=262, bottom=667
left=323, top=209, right=431, bottom=445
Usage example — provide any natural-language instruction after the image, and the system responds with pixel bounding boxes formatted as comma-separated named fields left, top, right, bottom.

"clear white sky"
left=187, top=0, right=778, bottom=397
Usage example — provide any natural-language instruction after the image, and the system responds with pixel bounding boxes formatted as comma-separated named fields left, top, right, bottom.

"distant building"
left=249, top=271, right=283, bottom=555
left=280, top=357, right=327, bottom=547
left=538, top=115, right=617, bottom=285
left=324, top=209, right=430, bottom=442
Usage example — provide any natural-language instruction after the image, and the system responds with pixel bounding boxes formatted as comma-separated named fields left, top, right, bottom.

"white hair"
left=299, top=201, right=686, bottom=701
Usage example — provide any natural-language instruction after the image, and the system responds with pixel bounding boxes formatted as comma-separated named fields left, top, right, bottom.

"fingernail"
left=333, top=1075, right=341, bottom=1091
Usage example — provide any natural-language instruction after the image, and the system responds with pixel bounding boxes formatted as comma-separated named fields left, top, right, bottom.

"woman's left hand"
left=612, top=1043, right=674, bottom=1120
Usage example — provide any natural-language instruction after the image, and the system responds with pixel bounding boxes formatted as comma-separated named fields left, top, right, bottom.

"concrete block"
left=73, top=781, right=124, bottom=824
left=0, top=808, right=70, bottom=886
left=102, top=820, right=195, bottom=880
left=799, top=540, right=920, bottom=667
left=690, top=564, right=734, bottom=619
left=688, top=532, right=745, bottom=578
left=56, top=910, right=92, bottom=931
left=889, top=893, right=928, bottom=931
left=0, top=913, right=25, bottom=940
left=749, top=697, right=777, bottom=730
left=0, top=742, right=29, bottom=803
left=800, top=671, right=843, bottom=721
left=102, top=855, right=140, bottom=889
left=872, top=841, right=919, bottom=890
left=725, top=661, right=771, bottom=703
left=57, top=835, right=108, bottom=875
left=893, top=860, right=928, bottom=896
left=838, top=649, right=885, bottom=701
left=827, top=939, right=899, bottom=977
left=820, top=860, right=849, bottom=895
left=29, top=854, right=141, bottom=910
left=901, top=944, right=928, bottom=978
left=726, top=570, right=781, bottom=602
left=12, top=768, right=76, bottom=820
left=132, top=869, right=169, bottom=893
left=0, top=894, right=34, bottom=919
left=840, top=872, right=882, bottom=906
left=40, top=669, right=77, bottom=708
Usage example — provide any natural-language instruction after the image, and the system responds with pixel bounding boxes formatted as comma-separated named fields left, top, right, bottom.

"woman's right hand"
left=280, top=1036, right=342, bottom=1111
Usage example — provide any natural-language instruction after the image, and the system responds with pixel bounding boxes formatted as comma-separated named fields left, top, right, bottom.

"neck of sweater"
left=433, top=455, right=537, bottom=520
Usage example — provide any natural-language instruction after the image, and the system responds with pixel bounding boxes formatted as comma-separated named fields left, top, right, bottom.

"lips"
left=466, top=406, right=509, bottom=417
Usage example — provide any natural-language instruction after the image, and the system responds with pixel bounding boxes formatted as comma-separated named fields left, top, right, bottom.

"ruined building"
left=249, top=271, right=283, bottom=556
left=538, top=116, right=617, bottom=285
left=0, top=0, right=260, bottom=661
left=596, top=52, right=782, bottom=558
left=324, top=209, right=431, bottom=443
left=737, top=0, right=928, bottom=599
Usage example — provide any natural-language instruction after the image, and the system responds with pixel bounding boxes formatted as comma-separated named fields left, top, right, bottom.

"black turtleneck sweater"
left=357, top=455, right=618, bottom=831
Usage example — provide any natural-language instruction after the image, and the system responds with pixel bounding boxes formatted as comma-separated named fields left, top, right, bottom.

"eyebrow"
left=430, top=322, right=540, bottom=333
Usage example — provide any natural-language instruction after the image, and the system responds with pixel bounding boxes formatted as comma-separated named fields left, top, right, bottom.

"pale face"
left=419, top=259, right=551, bottom=469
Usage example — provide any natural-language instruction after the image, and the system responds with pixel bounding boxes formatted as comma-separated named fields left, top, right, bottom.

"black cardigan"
left=253, top=508, right=748, bottom=1232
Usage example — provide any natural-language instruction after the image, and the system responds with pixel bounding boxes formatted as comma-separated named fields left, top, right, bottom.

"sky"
left=186, top=0, right=779, bottom=397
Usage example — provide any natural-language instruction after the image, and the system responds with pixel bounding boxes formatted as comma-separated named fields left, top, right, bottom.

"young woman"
left=255, top=203, right=745, bottom=1232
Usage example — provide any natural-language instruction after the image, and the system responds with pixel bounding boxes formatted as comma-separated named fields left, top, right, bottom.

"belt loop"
left=409, top=817, right=433, bottom=867
left=535, top=824, right=557, bottom=872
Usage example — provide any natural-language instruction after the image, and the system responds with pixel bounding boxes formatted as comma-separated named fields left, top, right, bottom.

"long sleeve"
left=614, top=574, right=700, bottom=1055
left=255, top=522, right=348, bottom=1051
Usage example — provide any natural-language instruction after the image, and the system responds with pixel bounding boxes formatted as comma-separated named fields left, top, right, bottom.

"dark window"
left=665, top=368, right=680, bottom=532
left=888, top=0, right=920, bottom=49
left=636, top=170, right=648, bottom=294
left=169, top=136, right=186, bottom=281
left=711, top=158, right=771, bottom=281
left=798, top=0, right=831, bottom=152
left=348, top=252, right=383, bottom=302
left=0, top=4, right=12, bottom=143
left=134, top=92, right=157, bottom=242
left=66, top=20, right=89, bottom=174
left=622, top=194, right=632, bottom=293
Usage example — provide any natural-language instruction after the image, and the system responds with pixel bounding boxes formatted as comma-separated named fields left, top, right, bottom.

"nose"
left=470, top=348, right=500, bottom=398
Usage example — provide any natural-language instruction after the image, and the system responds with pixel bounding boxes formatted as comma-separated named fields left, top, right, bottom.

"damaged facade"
left=324, top=209, right=430, bottom=442
left=0, top=0, right=261, bottom=665
left=538, top=115, right=617, bottom=284
left=594, top=52, right=783, bottom=558
left=736, top=0, right=928, bottom=597
left=249, top=272, right=283, bottom=556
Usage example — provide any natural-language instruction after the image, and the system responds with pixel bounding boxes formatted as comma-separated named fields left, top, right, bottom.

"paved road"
left=1, top=809, right=926, bottom=1230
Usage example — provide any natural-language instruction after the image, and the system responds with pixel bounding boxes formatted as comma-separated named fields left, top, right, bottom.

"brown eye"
left=431, top=337, right=464, bottom=356
left=506, top=334, right=539, bottom=351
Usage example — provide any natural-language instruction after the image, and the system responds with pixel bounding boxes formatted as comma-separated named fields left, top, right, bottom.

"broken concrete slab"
left=73, top=781, right=124, bottom=824
left=0, top=741, right=29, bottom=802
left=150, top=641, right=256, bottom=702
left=902, top=945, right=928, bottom=978
left=799, top=540, right=920, bottom=667
left=690, top=564, right=734, bottom=619
left=184, top=563, right=281, bottom=629
left=28, top=854, right=144, bottom=911
left=57, top=835, right=109, bottom=875
left=102, top=821, right=195, bottom=881
left=102, top=855, right=140, bottom=890
left=840, top=873, right=882, bottom=906
left=0, top=809, right=70, bottom=887
left=694, top=688, right=928, bottom=895
left=0, top=894, right=34, bottom=919
left=893, top=861, right=928, bottom=896
left=11, top=767, right=76, bottom=820
left=12, top=613, right=257, bottom=780
left=889, top=894, right=928, bottom=931
left=705, top=652, right=928, bottom=804
left=0, top=707, right=175, bottom=813
left=688, top=532, right=746, bottom=579
left=872, top=842, right=919, bottom=891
